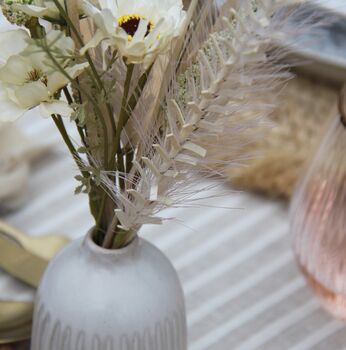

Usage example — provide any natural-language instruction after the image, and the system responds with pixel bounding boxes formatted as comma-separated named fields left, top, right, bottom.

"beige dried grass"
left=225, top=76, right=338, bottom=199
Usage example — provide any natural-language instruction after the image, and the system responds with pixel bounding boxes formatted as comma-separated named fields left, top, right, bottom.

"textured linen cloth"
left=2, top=4, right=346, bottom=349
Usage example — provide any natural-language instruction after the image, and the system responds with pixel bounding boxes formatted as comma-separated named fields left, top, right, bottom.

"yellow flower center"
left=118, top=14, right=154, bottom=41
left=26, top=68, right=48, bottom=86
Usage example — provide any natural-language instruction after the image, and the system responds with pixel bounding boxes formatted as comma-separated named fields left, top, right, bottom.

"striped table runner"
left=1, top=108, right=346, bottom=350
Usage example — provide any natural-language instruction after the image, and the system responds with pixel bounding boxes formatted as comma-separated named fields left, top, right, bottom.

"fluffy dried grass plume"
left=228, top=76, right=338, bottom=198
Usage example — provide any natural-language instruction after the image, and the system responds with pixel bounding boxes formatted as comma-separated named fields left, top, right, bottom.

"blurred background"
left=1, top=1, right=346, bottom=349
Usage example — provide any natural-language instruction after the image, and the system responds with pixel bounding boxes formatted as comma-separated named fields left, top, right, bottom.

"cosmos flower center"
left=26, top=68, right=48, bottom=86
left=118, top=14, right=154, bottom=40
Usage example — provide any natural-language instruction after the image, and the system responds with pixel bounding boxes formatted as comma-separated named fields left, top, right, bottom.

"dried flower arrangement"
left=0, top=0, right=310, bottom=249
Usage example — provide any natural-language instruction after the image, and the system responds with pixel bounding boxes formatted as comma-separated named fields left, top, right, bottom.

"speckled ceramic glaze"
left=31, top=232, right=187, bottom=350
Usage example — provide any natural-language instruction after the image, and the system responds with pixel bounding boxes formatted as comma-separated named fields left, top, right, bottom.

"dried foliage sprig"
left=0, top=0, right=315, bottom=248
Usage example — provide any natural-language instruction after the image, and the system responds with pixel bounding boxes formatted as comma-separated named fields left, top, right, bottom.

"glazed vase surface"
left=291, top=115, right=346, bottom=319
left=31, top=232, right=187, bottom=350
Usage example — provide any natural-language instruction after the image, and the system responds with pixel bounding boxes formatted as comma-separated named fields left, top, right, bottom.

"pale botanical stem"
left=56, top=0, right=103, bottom=91
left=41, top=39, right=110, bottom=170
left=63, top=86, right=87, bottom=146
left=117, top=64, right=134, bottom=187
left=56, top=0, right=118, bottom=170
left=52, top=115, right=88, bottom=178
left=63, top=0, right=117, bottom=160
left=100, top=65, right=153, bottom=249
left=96, top=65, right=135, bottom=247
left=109, top=65, right=153, bottom=171
left=102, top=214, right=119, bottom=249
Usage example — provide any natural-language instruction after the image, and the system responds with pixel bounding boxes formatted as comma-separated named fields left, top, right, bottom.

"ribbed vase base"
left=298, top=262, right=346, bottom=320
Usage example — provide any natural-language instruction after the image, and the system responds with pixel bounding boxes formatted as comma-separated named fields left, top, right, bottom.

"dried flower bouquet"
left=0, top=0, right=308, bottom=249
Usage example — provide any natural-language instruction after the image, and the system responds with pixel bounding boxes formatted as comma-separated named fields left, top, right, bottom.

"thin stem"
left=116, top=64, right=135, bottom=189
left=110, top=63, right=134, bottom=171
left=63, top=86, right=87, bottom=145
left=110, top=64, right=153, bottom=170
left=99, top=66, right=152, bottom=249
left=53, top=114, right=100, bottom=231
left=125, top=148, right=134, bottom=174
left=112, top=230, right=136, bottom=249
left=61, top=0, right=120, bottom=150
left=101, top=50, right=118, bottom=77
left=26, top=18, right=45, bottom=39
left=63, top=86, right=73, bottom=104
left=42, top=41, right=109, bottom=168
left=106, top=103, right=117, bottom=151
left=102, top=214, right=119, bottom=248
left=95, top=191, right=107, bottom=229
left=54, top=0, right=103, bottom=91
left=56, top=0, right=117, bottom=169
left=52, top=115, right=87, bottom=177
left=98, top=64, right=137, bottom=248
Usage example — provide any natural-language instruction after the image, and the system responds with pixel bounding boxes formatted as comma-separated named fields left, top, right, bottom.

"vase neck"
left=82, top=229, right=140, bottom=262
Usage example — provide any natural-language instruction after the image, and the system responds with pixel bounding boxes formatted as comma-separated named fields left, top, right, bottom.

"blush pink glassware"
left=291, top=111, right=346, bottom=319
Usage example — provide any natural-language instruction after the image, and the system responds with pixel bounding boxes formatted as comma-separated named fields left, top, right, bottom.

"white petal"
left=39, top=100, right=73, bottom=118
left=95, top=10, right=116, bottom=34
left=80, top=29, right=106, bottom=55
left=45, top=30, right=75, bottom=54
left=66, top=62, right=89, bottom=79
left=0, top=56, right=32, bottom=85
left=133, top=19, right=149, bottom=41
left=99, top=0, right=119, bottom=16
left=0, top=30, right=29, bottom=67
left=13, top=4, right=60, bottom=19
left=81, top=0, right=100, bottom=17
left=0, top=91, right=26, bottom=122
left=47, top=71, right=69, bottom=94
left=47, top=62, right=88, bottom=93
left=14, top=82, right=49, bottom=109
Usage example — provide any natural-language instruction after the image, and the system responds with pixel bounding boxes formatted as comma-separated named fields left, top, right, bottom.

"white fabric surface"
left=2, top=4, right=346, bottom=349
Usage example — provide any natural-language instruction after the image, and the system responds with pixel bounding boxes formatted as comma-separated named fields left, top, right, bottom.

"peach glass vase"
left=291, top=113, right=346, bottom=319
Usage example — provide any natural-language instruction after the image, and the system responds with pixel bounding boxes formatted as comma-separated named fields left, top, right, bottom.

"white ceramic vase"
left=31, top=231, right=187, bottom=350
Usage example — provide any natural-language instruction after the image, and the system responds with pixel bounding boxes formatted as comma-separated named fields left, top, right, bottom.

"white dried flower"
left=81, top=0, right=186, bottom=69
left=0, top=30, right=88, bottom=121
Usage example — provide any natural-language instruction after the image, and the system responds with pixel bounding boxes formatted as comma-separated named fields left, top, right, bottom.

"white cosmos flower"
left=0, top=30, right=88, bottom=122
left=81, top=0, right=186, bottom=68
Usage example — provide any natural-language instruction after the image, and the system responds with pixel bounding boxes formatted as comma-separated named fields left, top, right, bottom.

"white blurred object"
left=280, top=1, right=346, bottom=84
left=312, top=0, right=346, bottom=15
left=0, top=12, right=56, bottom=213
left=0, top=123, right=53, bottom=212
